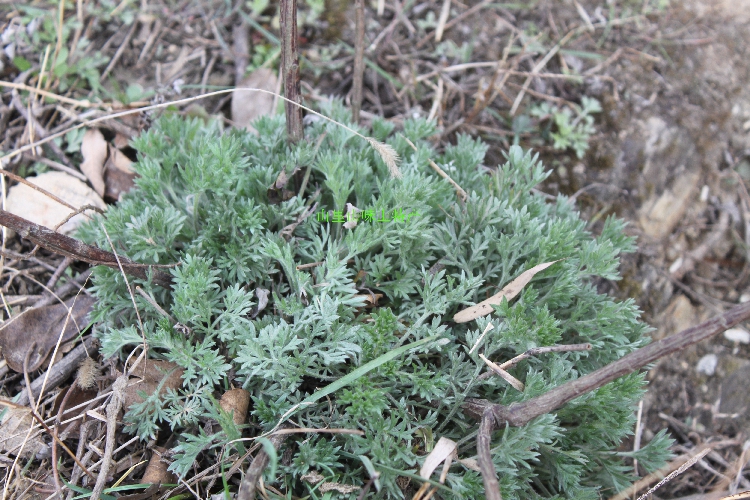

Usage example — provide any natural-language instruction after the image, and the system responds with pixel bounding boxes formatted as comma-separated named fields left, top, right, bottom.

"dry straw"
left=0, top=86, right=402, bottom=178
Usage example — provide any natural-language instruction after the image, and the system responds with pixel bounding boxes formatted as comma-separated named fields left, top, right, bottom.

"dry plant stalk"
left=279, top=0, right=303, bottom=142
left=351, top=0, right=366, bottom=123
left=1, top=87, right=401, bottom=178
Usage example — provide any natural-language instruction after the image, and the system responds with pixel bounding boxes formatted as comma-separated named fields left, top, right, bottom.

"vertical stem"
left=477, top=409, right=503, bottom=500
left=280, top=0, right=303, bottom=142
left=352, top=0, right=365, bottom=123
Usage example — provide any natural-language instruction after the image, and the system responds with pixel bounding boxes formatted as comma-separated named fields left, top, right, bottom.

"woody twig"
left=0, top=210, right=174, bottom=288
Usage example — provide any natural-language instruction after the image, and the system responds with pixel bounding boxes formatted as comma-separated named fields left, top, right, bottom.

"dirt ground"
left=3, top=0, right=750, bottom=497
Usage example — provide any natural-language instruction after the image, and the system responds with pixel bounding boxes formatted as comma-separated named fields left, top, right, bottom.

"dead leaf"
left=231, top=68, right=278, bottom=133
left=458, top=457, right=481, bottom=472
left=251, top=288, right=270, bottom=319
left=267, top=166, right=300, bottom=203
left=109, top=145, right=134, bottom=173
left=5, top=171, right=106, bottom=234
left=0, top=408, right=46, bottom=458
left=0, top=295, right=96, bottom=373
left=140, top=446, right=177, bottom=485
left=354, top=293, right=383, bottom=308
left=80, top=128, right=108, bottom=197
left=104, top=149, right=137, bottom=201
left=112, top=132, right=131, bottom=150
left=123, top=359, right=183, bottom=410
left=419, top=436, right=457, bottom=480
left=453, top=260, right=561, bottom=323
left=219, top=388, right=250, bottom=425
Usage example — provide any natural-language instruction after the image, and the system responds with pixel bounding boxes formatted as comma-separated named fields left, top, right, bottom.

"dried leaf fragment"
left=80, top=128, right=109, bottom=197
left=0, top=295, right=96, bottom=373
left=453, top=260, right=561, bottom=323
left=0, top=408, right=46, bottom=457
left=123, top=359, right=184, bottom=410
left=109, top=145, right=134, bottom=173
left=141, top=446, right=177, bottom=485
left=419, top=436, right=457, bottom=480
left=219, top=388, right=250, bottom=425
left=5, top=171, right=106, bottom=234
left=231, top=68, right=278, bottom=133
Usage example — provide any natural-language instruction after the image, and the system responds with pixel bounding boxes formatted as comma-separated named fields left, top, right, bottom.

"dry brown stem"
left=352, top=0, right=366, bottom=124
left=238, top=429, right=290, bottom=500
left=466, top=300, right=750, bottom=498
left=0, top=210, right=174, bottom=288
left=280, top=0, right=303, bottom=142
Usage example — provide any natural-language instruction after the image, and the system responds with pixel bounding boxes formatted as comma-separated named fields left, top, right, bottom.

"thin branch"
left=477, top=343, right=592, bottom=380
left=91, top=375, right=128, bottom=500
left=0, top=210, right=174, bottom=289
left=465, top=300, right=750, bottom=428
left=477, top=409, right=502, bottom=500
left=238, top=429, right=289, bottom=500
left=351, top=0, right=365, bottom=123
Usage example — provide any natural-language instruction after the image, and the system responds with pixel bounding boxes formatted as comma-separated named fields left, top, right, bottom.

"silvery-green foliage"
left=79, top=101, right=671, bottom=498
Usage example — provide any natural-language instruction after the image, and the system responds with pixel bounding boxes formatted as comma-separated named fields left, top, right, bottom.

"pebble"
left=696, top=354, right=718, bottom=376
left=724, top=328, right=750, bottom=344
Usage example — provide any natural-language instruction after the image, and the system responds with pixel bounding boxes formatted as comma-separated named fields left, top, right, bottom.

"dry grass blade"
left=1, top=87, right=401, bottom=178
left=721, top=491, right=750, bottom=499
left=403, top=137, right=466, bottom=201
left=635, top=448, right=711, bottom=500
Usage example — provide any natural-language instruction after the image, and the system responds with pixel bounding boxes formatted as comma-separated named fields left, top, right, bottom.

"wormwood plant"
left=79, top=101, right=672, bottom=499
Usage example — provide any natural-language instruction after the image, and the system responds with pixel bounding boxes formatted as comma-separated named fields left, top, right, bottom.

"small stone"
left=696, top=354, right=718, bottom=376
left=724, top=328, right=750, bottom=344
left=700, top=185, right=710, bottom=202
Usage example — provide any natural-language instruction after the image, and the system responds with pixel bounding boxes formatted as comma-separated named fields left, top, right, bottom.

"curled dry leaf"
left=452, top=260, right=561, bottom=323
left=253, top=288, right=270, bottom=319
left=80, top=128, right=108, bottom=197
left=123, top=359, right=184, bottom=410
left=219, top=388, right=250, bottom=425
left=5, top=171, right=106, bottom=235
left=0, top=295, right=96, bottom=373
left=112, top=132, right=131, bottom=150
left=267, top=166, right=300, bottom=203
left=343, top=203, right=361, bottom=229
left=231, top=68, right=278, bottom=133
left=140, top=446, right=177, bottom=485
left=104, top=146, right=137, bottom=201
left=109, top=145, right=134, bottom=173
left=354, top=292, right=383, bottom=308
left=419, top=436, right=457, bottom=480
